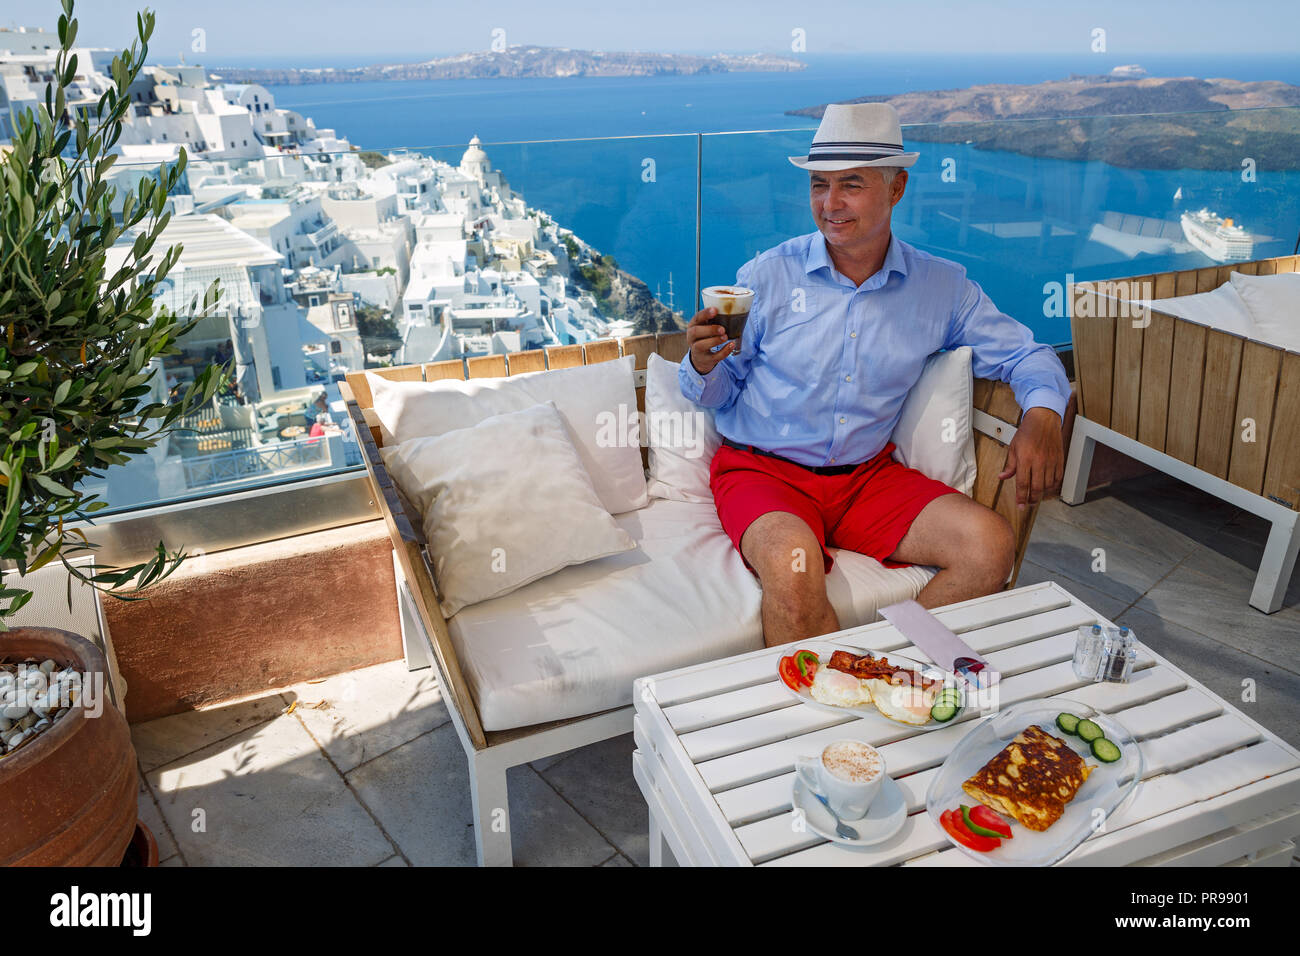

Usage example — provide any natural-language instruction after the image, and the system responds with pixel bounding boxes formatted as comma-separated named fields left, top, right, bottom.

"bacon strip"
left=827, top=650, right=940, bottom=690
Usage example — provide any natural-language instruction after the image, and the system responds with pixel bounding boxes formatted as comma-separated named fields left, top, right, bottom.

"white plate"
left=792, top=773, right=907, bottom=848
left=925, top=698, right=1143, bottom=866
left=776, top=639, right=965, bottom=733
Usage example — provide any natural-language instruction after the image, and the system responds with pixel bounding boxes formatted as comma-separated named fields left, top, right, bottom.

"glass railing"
left=51, top=106, right=1300, bottom=516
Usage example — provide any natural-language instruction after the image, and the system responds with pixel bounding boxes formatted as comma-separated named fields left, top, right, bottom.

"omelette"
left=961, top=725, right=1095, bottom=832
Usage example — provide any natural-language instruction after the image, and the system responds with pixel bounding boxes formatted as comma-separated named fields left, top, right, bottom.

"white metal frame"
left=393, top=553, right=632, bottom=866
left=1062, top=414, right=1299, bottom=614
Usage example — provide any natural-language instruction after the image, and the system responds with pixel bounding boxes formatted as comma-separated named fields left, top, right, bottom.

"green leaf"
left=32, top=473, right=75, bottom=497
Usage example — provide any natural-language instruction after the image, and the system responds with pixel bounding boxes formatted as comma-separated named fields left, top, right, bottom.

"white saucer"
left=791, top=773, right=907, bottom=848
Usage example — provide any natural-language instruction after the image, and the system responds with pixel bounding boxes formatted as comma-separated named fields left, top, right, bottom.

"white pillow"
left=368, top=354, right=647, bottom=515
left=1229, top=271, right=1300, bottom=351
left=645, top=352, right=722, bottom=502
left=890, top=346, right=977, bottom=495
left=380, top=401, right=636, bottom=619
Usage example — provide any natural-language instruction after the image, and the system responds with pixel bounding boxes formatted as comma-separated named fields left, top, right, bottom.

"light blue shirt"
left=679, top=232, right=1070, bottom=468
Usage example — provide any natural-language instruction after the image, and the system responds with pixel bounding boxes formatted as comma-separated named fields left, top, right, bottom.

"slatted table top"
left=631, top=582, right=1300, bottom=867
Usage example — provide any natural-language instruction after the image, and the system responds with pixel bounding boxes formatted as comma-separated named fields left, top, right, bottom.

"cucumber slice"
left=1091, top=737, right=1122, bottom=763
left=1056, top=713, right=1081, bottom=735
left=930, top=701, right=958, bottom=722
left=936, top=689, right=963, bottom=707
left=1076, top=718, right=1104, bottom=743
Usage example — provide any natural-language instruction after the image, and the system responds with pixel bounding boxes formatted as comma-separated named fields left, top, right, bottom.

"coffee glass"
left=701, top=285, right=755, bottom=344
left=795, top=739, right=885, bottom=820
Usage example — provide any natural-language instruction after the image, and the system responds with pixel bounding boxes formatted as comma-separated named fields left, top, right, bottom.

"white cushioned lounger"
left=447, top=497, right=934, bottom=731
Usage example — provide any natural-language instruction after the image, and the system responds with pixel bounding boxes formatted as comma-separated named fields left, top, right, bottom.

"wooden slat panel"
left=545, top=344, right=583, bottom=369
left=505, top=349, right=546, bottom=375
left=1165, top=319, right=1207, bottom=465
left=340, top=392, right=487, bottom=749
left=373, top=364, right=423, bottom=382
left=423, top=359, right=466, bottom=382
left=1153, top=272, right=1176, bottom=300
left=1174, top=268, right=1198, bottom=297
left=1110, top=302, right=1144, bottom=439
left=1262, top=350, right=1300, bottom=510
left=1275, top=255, right=1298, bottom=274
left=656, top=330, right=688, bottom=363
left=1070, top=285, right=1115, bottom=426
left=1257, top=259, right=1277, bottom=276
left=466, top=354, right=507, bottom=379
left=1195, top=266, right=1220, bottom=293
left=1237, top=261, right=1259, bottom=276
left=1194, top=330, right=1243, bottom=479
left=1227, top=341, right=1282, bottom=495
left=583, top=338, right=621, bottom=364
left=344, top=371, right=372, bottom=409
left=1216, top=264, right=1235, bottom=287
left=1137, top=310, right=1174, bottom=451
left=619, top=334, right=657, bottom=371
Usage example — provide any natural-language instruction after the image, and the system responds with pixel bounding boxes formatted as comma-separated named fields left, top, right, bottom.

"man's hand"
left=686, top=307, right=737, bottom=376
left=998, top=406, right=1064, bottom=510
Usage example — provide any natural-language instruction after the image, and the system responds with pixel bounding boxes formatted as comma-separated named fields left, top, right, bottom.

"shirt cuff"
left=679, top=354, right=715, bottom=402
left=1018, top=386, right=1069, bottom=422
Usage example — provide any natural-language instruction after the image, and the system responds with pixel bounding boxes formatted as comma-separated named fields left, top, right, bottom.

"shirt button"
left=845, top=375, right=852, bottom=382
left=830, top=457, right=836, bottom=463
left=850, top=332, right=857, bottom=338
left=839, top=417, right=846, bottom=424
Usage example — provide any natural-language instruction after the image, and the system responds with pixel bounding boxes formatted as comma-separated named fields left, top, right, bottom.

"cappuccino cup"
left=701, top=285, right=755, bottom=344
left=795, top=739, right=884, bottom=820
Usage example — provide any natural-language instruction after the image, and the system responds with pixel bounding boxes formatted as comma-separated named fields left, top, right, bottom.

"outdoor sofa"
left=342, top=330, right=1052, bottom=865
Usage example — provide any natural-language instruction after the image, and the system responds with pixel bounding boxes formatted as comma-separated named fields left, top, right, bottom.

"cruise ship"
left=1179, top=208, right=1255, bottom=262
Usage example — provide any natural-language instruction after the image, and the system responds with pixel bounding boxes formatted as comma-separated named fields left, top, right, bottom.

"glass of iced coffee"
left=701, top=285, right=755, bottom=344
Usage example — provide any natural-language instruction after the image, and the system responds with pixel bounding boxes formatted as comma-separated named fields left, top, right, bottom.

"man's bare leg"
left=740, top=511, right=841, bottom=647
left=888, top=494, right=1016, bottom=609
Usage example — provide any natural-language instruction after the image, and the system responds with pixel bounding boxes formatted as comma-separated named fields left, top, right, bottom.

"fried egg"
left=809, top=667, right=873, bottom=708
left=865, top=678, right=936, bottom=725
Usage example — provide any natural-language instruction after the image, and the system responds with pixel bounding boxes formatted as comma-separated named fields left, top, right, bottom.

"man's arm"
left=946, top=277, right=1070, bottom=508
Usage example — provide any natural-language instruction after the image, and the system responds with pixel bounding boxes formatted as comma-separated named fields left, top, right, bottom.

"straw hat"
left=788, top=103, right=919, bottom=171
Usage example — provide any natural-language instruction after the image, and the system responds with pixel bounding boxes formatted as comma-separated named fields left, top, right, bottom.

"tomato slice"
left=778, top=656, right=802, bottom=691
left=940, top=808, right=1000, bottom=852
left=968, top=804, right=1013, bottom=839
left=794, top=650, right=819, bottom=686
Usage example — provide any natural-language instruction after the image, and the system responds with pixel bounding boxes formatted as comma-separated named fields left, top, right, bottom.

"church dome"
left=461, top=134, right=490, bottom=170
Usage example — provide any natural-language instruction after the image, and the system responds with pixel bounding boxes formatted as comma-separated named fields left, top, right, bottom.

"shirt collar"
left=804, top=231, right=910, bottom=286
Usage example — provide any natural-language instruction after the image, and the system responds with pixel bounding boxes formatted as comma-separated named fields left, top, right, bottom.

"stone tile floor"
left=134, top=472, right=1299, bottom=866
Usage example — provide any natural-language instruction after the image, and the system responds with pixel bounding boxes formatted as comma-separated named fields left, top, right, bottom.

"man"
left=679, top=103, right=1070, bottom=647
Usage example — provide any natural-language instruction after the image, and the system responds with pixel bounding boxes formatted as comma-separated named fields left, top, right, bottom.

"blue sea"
left=261, top=53, right=1300, bottom=345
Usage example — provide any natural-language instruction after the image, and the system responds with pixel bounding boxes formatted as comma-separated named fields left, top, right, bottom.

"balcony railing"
left=81, top=106, right=1300, bottom=523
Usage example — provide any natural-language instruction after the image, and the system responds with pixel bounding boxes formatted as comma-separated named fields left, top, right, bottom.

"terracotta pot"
left=120, top=821, right=159, bottom=867
left=0, top=627, right=138, bottom=866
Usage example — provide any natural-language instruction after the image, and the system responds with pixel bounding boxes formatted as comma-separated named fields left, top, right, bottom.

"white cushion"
left=1137, top=281, right=1255, bottom=338
left=1229, top=271, right=1300, bottom=351
left=381, top=401, right=636, bottom=619
left=448, top=497, right=935, bottom=731
left=367, top=355, right=648, bottom=515
left=645, top=352, right=722, bottom=502
left=890, top=346, right=977, bottom=495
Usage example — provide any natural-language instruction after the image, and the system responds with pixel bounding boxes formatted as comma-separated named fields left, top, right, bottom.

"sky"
left=6, top=0, right=1300, bottom=62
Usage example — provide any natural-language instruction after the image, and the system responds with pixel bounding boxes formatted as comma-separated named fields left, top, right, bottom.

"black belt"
left=720, top=437, right=863, bottom=476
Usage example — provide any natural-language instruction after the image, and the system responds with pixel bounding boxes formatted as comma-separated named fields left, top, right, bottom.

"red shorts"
left=709, top=441, right=961, bottom=576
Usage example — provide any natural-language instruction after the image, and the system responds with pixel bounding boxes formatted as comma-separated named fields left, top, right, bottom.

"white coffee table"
left=631, top=582, right=1300, bottom=867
